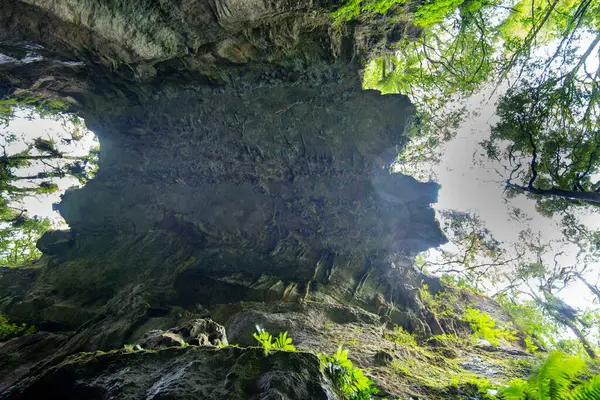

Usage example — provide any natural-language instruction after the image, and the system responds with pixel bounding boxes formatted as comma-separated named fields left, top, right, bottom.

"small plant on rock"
left=273, top=331, right=297, bottom=352
left=523, top=336, right=538, bottom=354
left=253, top=327, right=273, bottom=355
left=253, top=326, right=296, bottom=355
left=319, top=346, right=378, bottom=400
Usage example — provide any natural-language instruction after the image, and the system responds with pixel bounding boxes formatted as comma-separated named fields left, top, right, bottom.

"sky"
left=434, top=30, right=600, bottom=231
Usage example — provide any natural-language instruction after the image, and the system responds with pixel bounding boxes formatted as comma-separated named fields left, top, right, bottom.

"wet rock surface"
left=0, top=299, right=531, bottom=400
left=0, top=332, right=71, bottom=393
left=0, top=0, right=446, bottom=335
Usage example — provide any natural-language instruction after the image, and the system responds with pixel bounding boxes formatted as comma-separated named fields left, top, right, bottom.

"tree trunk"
left=6, top=155, right=81, bottom=161
left=507, top=183, right=600, bottom=205
left=558, top=315, right=597, bottom=359
left=14, top=174, right=63, bottom=180
left=533, top=292, right=597, bottom=359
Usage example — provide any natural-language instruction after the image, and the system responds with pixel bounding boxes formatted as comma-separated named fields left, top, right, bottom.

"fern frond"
left=547, top=377, right=569, bottom=400
left=273, top=331, right=296, bottom=351
left=533, top=351, right=586, bottom=395
left=568, top=375, right=600, bottom=400
left=500, top=352, right=590, bottom=400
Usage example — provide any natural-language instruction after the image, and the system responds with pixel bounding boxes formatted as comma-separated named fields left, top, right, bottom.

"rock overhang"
left=1, top=0, right=446, bottom=307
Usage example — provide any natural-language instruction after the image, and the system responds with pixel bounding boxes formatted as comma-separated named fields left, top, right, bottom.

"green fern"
left=253, top=327, right=296, bottom=355
left=547, top=378, right=564, bottom=400
left=568, top=375, right=600, bottom=400
left=273, top=331, right=296, bottom=352
left=498, top=351, right=591, bottom=399
left=533, top=351, right=585, bottom=397
left=319, top=346, right=378, bottom=399
left=253, top=327, right=273, bottom=355
left=501, top=378, right=533, bottom=399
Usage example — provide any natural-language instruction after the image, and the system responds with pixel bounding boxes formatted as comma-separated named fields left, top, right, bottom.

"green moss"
left=331, top=0, right=405, bottom=24
left=428, top=333, right=471, bottom=347
left=419, top=284, right=461, bottom=318
left=380, top=325, right=534, bottom=398
left=61, top=351, right=105, bottom=365
left=384, top=325, right=418, bottom=347
left=331, top=0, right=481, bottom=27
left=389, top=352, right=487, bottom=394
left=387, top=348, right=510, bottom=399
left=335, top=336, right=360, bottom=346
left=0, top=313, right=37, bottom=341
left=463, top=308, right=517, bottom=346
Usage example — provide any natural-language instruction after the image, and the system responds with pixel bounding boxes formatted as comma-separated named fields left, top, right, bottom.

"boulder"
left=140, top=318, right=228, bottom=349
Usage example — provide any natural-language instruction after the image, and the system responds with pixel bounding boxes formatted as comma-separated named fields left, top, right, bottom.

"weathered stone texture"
left=2, top=347, right=337, bottom=400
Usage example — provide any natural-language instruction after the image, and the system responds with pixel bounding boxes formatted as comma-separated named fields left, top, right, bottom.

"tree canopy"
left=363, top=0, right=600, bottom=189
left=354, top=0, right=600, bottom=359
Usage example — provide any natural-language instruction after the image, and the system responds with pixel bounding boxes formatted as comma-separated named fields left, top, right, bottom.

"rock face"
left=2, top=347, right=337, bottom=400
left=1, top=0, right=444, bottom=324
left=0, top=1, right=522, bottom=399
